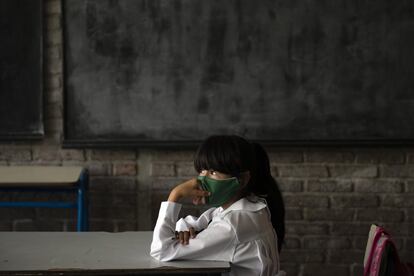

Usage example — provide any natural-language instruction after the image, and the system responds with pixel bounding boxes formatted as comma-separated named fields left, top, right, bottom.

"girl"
left=151, top=135, right=285, bottom=276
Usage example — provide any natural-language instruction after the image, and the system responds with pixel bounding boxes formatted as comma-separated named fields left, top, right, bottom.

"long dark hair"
left=194, top=135, right=285, bottom=252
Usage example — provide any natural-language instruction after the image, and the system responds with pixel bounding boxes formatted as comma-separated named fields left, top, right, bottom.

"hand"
left=168, top=178, right=210, bottom=204
left=175, top=227, right=198, bottom=245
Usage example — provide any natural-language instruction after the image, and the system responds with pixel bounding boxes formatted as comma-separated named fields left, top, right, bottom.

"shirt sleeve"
left=175, top=207, right=216, bottom=232
left=150, top=201, right=236, bottom=262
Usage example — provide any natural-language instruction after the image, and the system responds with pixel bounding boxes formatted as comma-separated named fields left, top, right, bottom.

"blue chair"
left=0, top=166, right=88, bottom=231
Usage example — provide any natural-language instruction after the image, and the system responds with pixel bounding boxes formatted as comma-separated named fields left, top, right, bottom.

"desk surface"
left=0, top=166, right=83, bottom=186
left=0, top=231, right=230, bottom=275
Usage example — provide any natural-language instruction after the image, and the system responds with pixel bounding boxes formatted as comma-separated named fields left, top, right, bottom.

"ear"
left=239, top=171, right=251, bottom=187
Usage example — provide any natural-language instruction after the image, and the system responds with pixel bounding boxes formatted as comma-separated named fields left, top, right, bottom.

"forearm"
left=150, top=201, right=182, bottom=261
left=168, top=187, right=182, bottom=202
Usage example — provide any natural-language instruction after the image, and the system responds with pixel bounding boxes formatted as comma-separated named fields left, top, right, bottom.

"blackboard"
left=63, top=0, right=414, bottom=147
left=0, top=0, right=43, bottom=140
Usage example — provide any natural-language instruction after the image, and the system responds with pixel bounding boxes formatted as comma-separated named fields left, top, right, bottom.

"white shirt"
left=150, top=196, right=284, bottom=276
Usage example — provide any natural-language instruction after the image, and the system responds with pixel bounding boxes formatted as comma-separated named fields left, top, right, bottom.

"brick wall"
left=0, top=1, right=413, bottom=275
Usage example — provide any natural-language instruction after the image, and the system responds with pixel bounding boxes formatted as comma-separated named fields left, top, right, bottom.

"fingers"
left=183, top=231, right=190, bottom=244
left=189, top=227, right=196, bottom=238
left=191, top=189, right=210, bottom=205
left=195, top=189, right=211, bottom=197
left=192, top=195, right=208, bottom=205
left=178, top=231, right=184, bottom=244
left=178, top=231, right=189, bottom=245
left=176, top=229, right=196, bottom=245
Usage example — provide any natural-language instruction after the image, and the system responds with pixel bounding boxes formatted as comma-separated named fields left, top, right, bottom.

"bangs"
left=194, top=135, right=253, bottom=176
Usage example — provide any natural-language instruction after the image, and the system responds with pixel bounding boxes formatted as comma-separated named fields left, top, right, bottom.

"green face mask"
left=197, top=175, right=241, bottom=207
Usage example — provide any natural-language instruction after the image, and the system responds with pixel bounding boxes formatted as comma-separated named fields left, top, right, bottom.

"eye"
left=209, top=170, right=217, bottom=175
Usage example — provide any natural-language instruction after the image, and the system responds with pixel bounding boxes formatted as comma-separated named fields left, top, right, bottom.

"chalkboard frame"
left=61, top=0, right=414, bottom=149
left=0, top=0, right=44, bottom=141
left=62, top=138, right=414, bottom=149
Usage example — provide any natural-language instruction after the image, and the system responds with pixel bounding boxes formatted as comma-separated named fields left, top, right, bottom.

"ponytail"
left=249, top=143, right=285, bottom=253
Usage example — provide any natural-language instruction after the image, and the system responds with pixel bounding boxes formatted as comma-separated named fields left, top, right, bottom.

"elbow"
left=150, top=248, right=162, bottom=261
left=150, top=248, right=173, bottom=262
left=150, top=243, right=173, bottom=262
left=150, top=241, right=162, bottom=260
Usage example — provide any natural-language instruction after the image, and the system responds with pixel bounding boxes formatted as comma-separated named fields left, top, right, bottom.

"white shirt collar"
left=219, top=195, right=267, bottom=216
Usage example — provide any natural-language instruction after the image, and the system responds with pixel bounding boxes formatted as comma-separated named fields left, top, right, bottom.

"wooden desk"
left=0, top=166, right=84, bottom=187
left=0, top=231, right=230, bottom=275
left=0, top=166, right=88, bottom=231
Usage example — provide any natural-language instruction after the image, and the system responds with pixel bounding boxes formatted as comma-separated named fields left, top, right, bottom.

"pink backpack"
left=364, top=224, right=414, bottom=276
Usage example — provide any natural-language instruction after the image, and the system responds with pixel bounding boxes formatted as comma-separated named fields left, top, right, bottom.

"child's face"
left=199, top=169, right=232, bottom=180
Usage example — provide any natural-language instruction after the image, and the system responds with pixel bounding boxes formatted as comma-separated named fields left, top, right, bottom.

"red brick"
left=116, top=220, right=138, bottom=232
left=61, top=149, right=85, bottom=161
left=286, top=223, right=329, bottom=235
left=284, top=195, right=329, bottom=208
left=268, top=151, right=304, bottom=163
left=280, top=250, right=325, bottom=264
left=0, top=146, right=31, bottom=161
left=151, top=162, right=176, bottom=177
left=380, top=165, right=414, bottom=178
left=89, top=150, right=136, bottom=161
left=12, top=218, right=63, bottom=231
left=113, top=162, right=137, bottom=176
left=37, top=208, right=74, bottom=220
left=0, top=221, right=12, bottom=231
left=89, top=177, right=137, bottom=192
left=277, top=165, right=328, bottom=178
left=152, top=178, right=187, bottom=191
left=406, top=238, right=414, bottom=252
left=302, top=264, right=349, bottom=276
left=357, top=208, right=404, bottom=222
left=329, top=165, right=378, bottom=178
left=32, top=146, right=62, bottom=164
left=284, top=237, right=301, bottom=249
left=354, top=237, right=370, bottom=250
left=406, top=209, right=414, bottom=222
left=382, top=195, right=414, bottom=208
left=276, top=179, right=303, bottom=192
left=331, top=222, right=371, bottom=235
left=407, top=181, right=414, bottom=192
left=285, top=208, right=303, bottom=221
left=399, top=250, right=414, bottom=262
left=89, top=193, right=136, bottom=220
left=176, top=162, right=196, bottom=176
left=87, top=163, right=112, bottom=176
left=153, top=150, right=194, bottom=161
left=305, top=151, right=354, bottom=163
left=379, top=223, right=414, bottom=236
left=331, top=195, right=378, bottom=208
left=278, top=264, right=299, bottom=276
left=89, top=219, right=117, bottom=232
left=354, top=179, right=403, bottom=193
left=307, top=179, right=352, bottom=192
left=0, top=208, right=36, bottom=220
left=351, top=264, right=364, bottom=275
left=305, top=208, right=355, bottom=221
left=355, top=236, right=404, bottom=250
left=304, top=237, right=351, bottom=249
left=270, top=165, right=279, bottom=177
left=328, top=250, right=364, bottom=264
left=356, top=151, right=405, bottom=164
